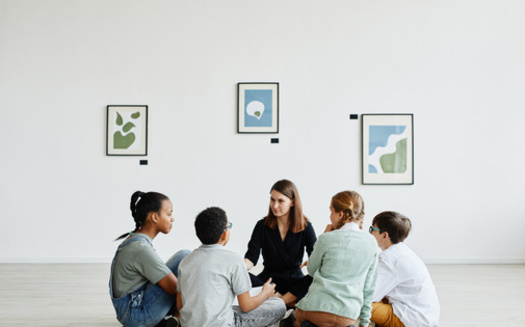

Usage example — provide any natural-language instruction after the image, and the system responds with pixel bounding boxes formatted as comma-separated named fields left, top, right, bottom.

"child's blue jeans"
left=109, top=236, right=190, bottom=327
left=233, top=297, right=286, bottom=327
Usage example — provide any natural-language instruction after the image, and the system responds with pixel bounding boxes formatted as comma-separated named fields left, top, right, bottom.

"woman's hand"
left=244, top=258, right=254, bottom=271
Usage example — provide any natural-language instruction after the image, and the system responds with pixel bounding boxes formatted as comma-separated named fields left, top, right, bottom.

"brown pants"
left=294, top=308, right=355, bottom=327
left=371, top=302, right=405, bottom=327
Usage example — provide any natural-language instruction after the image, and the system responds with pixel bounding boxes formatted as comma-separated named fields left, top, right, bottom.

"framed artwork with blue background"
left=362, top=114, right=414, bottom=185
left=106, top=105, right=148, bottom=156
left=237, top=83, right=279, bottom=133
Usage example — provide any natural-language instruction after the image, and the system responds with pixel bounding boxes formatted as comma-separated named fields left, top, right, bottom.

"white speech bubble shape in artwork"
left=246, top=100, right=265, bottom=120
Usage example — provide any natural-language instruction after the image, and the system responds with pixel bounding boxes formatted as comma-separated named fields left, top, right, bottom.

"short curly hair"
left=195, top=207, right=228, bottom=245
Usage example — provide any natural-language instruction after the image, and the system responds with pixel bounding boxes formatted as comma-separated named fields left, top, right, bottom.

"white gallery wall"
left=1, top=0, right=524, bottom=263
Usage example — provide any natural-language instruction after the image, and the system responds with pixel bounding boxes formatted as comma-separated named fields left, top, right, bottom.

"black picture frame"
left=362, top=114, right=414, bottom=185
left=106, top=105, right=148, bottom=156
left=237, top=82, right=279, bottom=133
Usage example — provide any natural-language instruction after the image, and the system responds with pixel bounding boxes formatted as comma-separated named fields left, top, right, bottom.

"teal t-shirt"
left=111, top=233, right=172, bottom=298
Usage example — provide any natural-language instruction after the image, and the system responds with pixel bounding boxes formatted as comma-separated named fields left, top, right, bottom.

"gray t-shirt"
left=177, top=244, right=251, bottom=327
left=112, top=233, right=172, bottom=298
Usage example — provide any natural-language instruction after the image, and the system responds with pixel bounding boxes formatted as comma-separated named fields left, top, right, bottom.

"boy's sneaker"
left=155, top=316, right=180, bottom=327
left=279, top=308, right=295, bottom=327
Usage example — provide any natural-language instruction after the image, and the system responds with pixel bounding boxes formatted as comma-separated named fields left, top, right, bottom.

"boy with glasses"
left=369, top=211, right=440, bottom=327
left=177, top=207, right=286, bottom=326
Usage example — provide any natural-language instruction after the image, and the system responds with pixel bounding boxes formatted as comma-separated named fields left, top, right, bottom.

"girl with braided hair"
left=294, top=191, right=378, bottom=327
left=109, top=191, right=190, bottom=327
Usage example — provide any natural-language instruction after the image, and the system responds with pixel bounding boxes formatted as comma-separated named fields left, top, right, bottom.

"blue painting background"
left=368, top=125, right=407, bottom=173
left=244, top=89, right=273, bottom=127
left=368, top=125, right=406, bottom=155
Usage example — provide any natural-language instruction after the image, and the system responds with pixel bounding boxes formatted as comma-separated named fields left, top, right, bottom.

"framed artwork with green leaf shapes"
left=106, top=105, right=148, bottom=156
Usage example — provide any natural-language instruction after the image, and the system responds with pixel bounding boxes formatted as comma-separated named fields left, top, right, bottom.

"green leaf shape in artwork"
left=131, top=112, right=141, bottom=119
left=116, top=112, right=123, bottom=126
left=123, top=122, right=136, bottom=133
left=380, top=138, right=407, bottom=173
left=113, top=131, right=136, bottom=149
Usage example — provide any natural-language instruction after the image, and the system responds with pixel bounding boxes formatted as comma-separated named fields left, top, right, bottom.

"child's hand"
left=300, top=260, right=308, bottom=268
left=324, top=224, right=334, bottom=233
left=261, top=278, right=276, bottom=298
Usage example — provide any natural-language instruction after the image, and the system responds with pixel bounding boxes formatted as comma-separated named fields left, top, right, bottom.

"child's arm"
left=236, top=278, right=276, bottom=313
left=176, top=291, right=183, bottom=311
left=157, top=273, right=178, bottom=295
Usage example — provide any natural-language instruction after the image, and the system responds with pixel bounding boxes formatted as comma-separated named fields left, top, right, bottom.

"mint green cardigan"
left=296, top=229, right=378, bottom=326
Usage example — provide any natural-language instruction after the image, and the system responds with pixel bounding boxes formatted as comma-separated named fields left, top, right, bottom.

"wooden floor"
left=0, top=264, right=523, bottom=326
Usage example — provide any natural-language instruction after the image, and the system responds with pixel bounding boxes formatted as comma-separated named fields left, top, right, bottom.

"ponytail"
left=114, top=191, right=169, bottom=241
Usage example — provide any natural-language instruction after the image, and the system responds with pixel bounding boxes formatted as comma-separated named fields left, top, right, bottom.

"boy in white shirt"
left=369, top=211, right=440, bottom=327
left=177, top=207, right=286, bottom=327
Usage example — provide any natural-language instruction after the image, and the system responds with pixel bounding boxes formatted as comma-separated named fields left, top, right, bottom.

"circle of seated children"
left=109, top=191, right=190, bottom=327
left=244, top=179, right=318, bottom=308
left=109, top=189, right=440, bottom=327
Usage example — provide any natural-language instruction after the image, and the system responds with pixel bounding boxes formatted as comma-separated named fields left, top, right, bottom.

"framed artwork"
left=362, top=114, right=414, bottom=185
left=237, top=83, right=279, bottom=133
left=106, top=105, right=148, bottom=156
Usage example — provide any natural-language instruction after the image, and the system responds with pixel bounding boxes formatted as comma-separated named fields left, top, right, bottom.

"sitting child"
left=369, top=211, right=440, bottom=327
left=177, top=207, right=286, bottom=327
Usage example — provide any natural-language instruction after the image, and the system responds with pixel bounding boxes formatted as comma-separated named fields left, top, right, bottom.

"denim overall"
left=109, top=235, right=189, bottom=327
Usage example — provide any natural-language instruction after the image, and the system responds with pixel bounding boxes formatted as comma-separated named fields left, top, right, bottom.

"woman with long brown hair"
left=244, top=179, right=317, bottom=307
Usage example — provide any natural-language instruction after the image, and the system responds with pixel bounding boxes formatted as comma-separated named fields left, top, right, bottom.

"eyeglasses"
left=369, top=226, right=381, bottom=233
left=225, top=222, right=233, bottom=230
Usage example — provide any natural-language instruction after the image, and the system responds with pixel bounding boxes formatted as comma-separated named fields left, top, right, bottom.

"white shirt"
left=339, top=222, right=361, bottom=232
left=373, top=242, right=440, bottom=327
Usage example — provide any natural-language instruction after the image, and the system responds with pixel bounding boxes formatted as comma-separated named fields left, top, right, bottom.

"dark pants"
left=249, top=272, right=313, bottom=301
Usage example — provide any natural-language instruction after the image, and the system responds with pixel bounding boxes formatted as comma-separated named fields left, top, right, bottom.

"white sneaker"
left=278, top=309, right=295, bottom=327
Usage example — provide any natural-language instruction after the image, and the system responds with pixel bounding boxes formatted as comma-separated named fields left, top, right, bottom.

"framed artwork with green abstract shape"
left=106, top=105, right=148, bottom=156
left=362, top=114, right=414, bottom=185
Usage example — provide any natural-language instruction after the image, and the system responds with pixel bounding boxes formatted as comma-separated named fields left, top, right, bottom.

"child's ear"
left=147, top=212, right=157, bottom=223
left=219, top=230, right=228, bottom=242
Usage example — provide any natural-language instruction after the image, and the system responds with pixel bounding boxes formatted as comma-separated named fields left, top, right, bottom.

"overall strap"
left=118, top=234, right=150, bottom=251
left=109, top=234, right=151, bottom=297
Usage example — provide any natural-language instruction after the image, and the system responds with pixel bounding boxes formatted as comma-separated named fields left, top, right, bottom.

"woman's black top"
left=245, top=218, right=317, bottom=279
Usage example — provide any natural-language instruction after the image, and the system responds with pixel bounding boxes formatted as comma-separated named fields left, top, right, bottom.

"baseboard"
left=0, top=257, right=112, bottom=264
left=1, top=257, right=524, bottom=264
left=422, top=257, right=525, bottom=264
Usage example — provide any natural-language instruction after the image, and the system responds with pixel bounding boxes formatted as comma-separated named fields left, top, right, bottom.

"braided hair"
left=331, top=191, right=365, bottom=230
left=115, top=191, right=169, bottom=241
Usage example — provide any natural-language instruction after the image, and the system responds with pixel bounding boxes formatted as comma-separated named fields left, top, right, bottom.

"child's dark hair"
left=194, top=207, right=228, bottom=245
left=115, top=191, right=169, bottom=241
left=372, top=211, right=412, bottom=244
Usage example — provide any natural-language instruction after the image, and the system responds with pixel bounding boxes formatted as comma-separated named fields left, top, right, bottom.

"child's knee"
left=266, top=297, right=287, bottom=315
